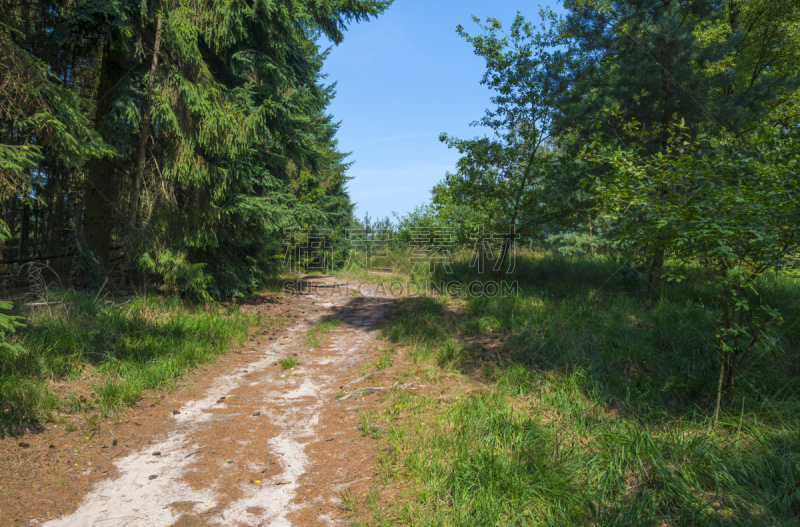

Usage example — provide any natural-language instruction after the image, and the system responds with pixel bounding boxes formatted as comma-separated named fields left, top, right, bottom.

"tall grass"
left=1, top=289, right=254, bottom=435
left=374, top=250, right=800, bottom=526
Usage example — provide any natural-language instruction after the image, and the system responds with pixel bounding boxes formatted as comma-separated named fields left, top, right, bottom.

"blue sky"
left=322, top=0, right=565, bottom=222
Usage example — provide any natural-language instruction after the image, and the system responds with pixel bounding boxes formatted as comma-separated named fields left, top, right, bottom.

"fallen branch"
left=0, top=251, right=74, bottom=265
left=337, top=387, right=388, bottom=400
left=0, top=246, right=123, bottom=265
left=342, top=371, right=376, bottom=389
left=336, top=382, right=425, bottom=401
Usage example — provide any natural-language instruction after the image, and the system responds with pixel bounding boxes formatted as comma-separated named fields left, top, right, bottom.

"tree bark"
left=495, top=223, right=515, bottom=281
left=646, top=0, right=675, bottom=307
left=646, top=250, right=664, bottom=306
left=728, top=0, right=740, bottom=32
left=725, top=0, right=740, bottom=102
left=121, top=8, right=163, bottom=285
left=44, top=166, right=62, bottom=253
left=714, top=284, right=731, bottom=428
left=0, top=196, right=7, bottom=260
left=7, top=195, right=18, bottom=257
left=17, top=199, right=29, bottom=258
left=714, top=348, right=726, bottom=427
left=32, top=196, right=40, bottom=257
left=84, top=45, right=126, bottom=270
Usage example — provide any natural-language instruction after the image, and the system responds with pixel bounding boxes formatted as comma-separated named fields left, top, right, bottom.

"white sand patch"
left=43, top=435, right=214, bottom=527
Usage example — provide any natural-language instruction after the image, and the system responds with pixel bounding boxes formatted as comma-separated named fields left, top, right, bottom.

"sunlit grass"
left=279, top=356, right=303, bottom=369
left=304, top=317, right=343, bottom=347
left=1, top=290, right=255, bottom=434
left=368, top=250, right=800, bottom=526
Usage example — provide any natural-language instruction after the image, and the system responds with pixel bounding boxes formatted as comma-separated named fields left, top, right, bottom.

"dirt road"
left=29, top=276, right=396, bottom=526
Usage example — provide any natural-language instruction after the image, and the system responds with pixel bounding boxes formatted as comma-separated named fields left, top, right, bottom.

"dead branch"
left=336, top=382, right=425, bottom=401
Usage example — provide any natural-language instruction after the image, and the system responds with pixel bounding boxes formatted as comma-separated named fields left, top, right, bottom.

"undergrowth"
left=1, top=289, right=254, bottom=435
left=368, top=250, right=800, bottom=526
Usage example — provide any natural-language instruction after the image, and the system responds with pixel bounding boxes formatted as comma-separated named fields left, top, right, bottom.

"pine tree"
left=1, top=3, right=113, bottom=263
left=1, top=0, right=392, bottom=298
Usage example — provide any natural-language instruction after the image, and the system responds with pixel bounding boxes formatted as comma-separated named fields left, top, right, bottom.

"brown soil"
left=0, top=276, right=402, bottom=527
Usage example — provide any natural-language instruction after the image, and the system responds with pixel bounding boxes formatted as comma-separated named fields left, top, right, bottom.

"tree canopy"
left=1, top=0, right=391, bottom=298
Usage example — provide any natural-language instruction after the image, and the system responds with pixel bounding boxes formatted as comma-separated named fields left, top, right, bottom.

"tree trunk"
left=0, top=197, right=11, bottom=260
left=714, top=283, right=732, bottom=427
left=18, top=200, right=29, bottom=258
left=728, top=0, right=740, bottom=32
left=54, top=182, right=67, bottom=250
left=121, top=8, right=163, bottom=285
left=0, top=196, right=7, bottom=260
left=495, top=224, right=515, bottom=281
left=7, top=195, right=18, bottom=257
left=44, top=167, right=62, bottom=253
left=84, top=45, right=126, bottom=270
left=725, top=1, right=740, bottom=102
left=646, top=249, right=664, bottom=306
left=72, top=183, right=83, bottom=238
left=714, top=348, right=726, bottom=427
left=648, top=0, right=674, bottom=306
left=32, top=197, right=40, bottom=257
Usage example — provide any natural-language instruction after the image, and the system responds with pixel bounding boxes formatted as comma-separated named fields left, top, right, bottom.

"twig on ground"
left=342, top=371, right=376, bottom=388
left=183, top=448, right=203, bottom=459
left=336, top=382, right=425, bottom=401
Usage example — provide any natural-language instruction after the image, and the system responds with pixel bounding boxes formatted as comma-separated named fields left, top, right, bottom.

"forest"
left=1, top=0, right=799, bottom=524
left=0, top=0, right=392, bottom=300
left=1, top=0, right=797, bottom=302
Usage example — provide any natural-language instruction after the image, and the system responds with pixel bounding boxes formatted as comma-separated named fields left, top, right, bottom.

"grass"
left=0, top=288, right=255, bottom=435
left=305, top=317, right=343, bottom=347
left=374, top=347, right=396, bottom=370
left=279, top=356, right=303, bottom=369
left=335, top=248, right=416, bottom=291
left=366, top=249, right=800, bottom=526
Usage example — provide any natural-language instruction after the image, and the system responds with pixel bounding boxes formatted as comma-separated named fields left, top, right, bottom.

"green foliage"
left=439, top=11, right=583, bottom=244
left=546, top=214, right=612, bottom=256
left=0, top=299, right=23, bottom=352
left=139, top=250, right=213, bottom=302
left=546, top=231, right=597, bottom=256
left=694, top=0, right=800, bottom=128
left=0, top=224, right=24, bottom=354
left=0, top=15, right=114, bottom=183
left=71, top=245, right=104, bottom=289
left=341, top=212, right=395, bottom=271
left=559, top=0, right=773, bottom=140
left=552, top=0, right=799, bottom=290
left=585, top=121, right=800, bottom=277
left=585, top=118, right=800, bottom=419
left=394, top=201, right=478, bottom=248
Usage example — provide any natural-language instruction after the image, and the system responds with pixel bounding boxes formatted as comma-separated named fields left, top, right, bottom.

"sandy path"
left=41, top=276, right=394, bottom=527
